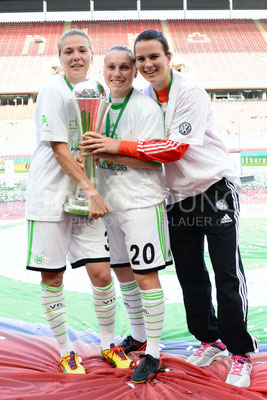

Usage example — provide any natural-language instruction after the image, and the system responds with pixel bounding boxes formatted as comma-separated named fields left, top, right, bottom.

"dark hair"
left=58, top=29, right=92, bottom=56
left=134, top=29, right=171, bottom=56
left=105, top=45, right=136, bottom=66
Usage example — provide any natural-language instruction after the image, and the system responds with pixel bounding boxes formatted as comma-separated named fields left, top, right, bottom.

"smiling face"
left=103, top=50, right=137, bottom=98
left=135, top=39, right=171, bottom=91
left=59, top=34, right=92, bottom=84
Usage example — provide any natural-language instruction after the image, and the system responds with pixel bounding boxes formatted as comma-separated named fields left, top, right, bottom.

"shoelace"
left=107, top=345, right=128, bottom=360
left=194, top=341, right=225, bottom=357
left=60, top=352, right=78, bottom=370
left=194, top=342, right=210, bottom=357
left=229, top=356, right=249, bottom=376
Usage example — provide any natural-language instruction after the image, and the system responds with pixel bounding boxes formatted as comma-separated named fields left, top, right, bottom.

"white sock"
left=92, top=277, right=116, bottom=350
left=141, top=288, right=164, bottom=359
left=120, top=280, right=146, bottom=343
left=41, top=281, right=74, bottom=357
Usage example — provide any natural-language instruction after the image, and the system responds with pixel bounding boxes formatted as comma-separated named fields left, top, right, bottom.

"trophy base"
left=63, top=195, right=90, bottom=216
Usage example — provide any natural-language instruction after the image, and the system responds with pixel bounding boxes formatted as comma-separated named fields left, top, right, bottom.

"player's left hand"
left=79, top=132, right=120, bottom=155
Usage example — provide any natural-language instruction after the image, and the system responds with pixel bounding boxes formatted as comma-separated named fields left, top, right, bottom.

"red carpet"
left=1, top=330, right=267, bottom=400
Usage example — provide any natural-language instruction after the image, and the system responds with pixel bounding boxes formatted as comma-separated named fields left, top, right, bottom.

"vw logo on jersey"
left=179, top=122, right=192, bottom=135
left=216, top=200, right=229, bottom=210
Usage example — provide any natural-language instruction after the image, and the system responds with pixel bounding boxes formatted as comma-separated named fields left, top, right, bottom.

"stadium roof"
left=0, top=0, right=267, bottom=22
left=1, top=10, right=267, bottom=23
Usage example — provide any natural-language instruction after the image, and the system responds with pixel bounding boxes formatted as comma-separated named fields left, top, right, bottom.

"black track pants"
left=167, top=178, right=258, bottom=355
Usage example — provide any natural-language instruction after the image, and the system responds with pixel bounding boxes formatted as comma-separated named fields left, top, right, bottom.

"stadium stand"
left=0, top=22, right=64, bottom=57
left=0, top=19, right=266, bottom=155
left=1, top=101, right=266, bottom=153
left=0, top=105, right=36, bottom=157
left=212, top=100, right=267, bottom=151
left=168, top=19, right=267, bottom=53
left=0, top=119, right=35, bottom=143
left=0, top=20, right=267, bottom=88
left=0, top=22, right=64, bottom=88
left=0, top=19, right=266, bottom=87
left=260, top=18, right=267, bottom=30
left=0, top=104, right=35, bottom=119
left=71, top=20, right=162, bottom=54
left=168, top=19, right=267, bottom=84
left=213, top=101, right=267, bottom=136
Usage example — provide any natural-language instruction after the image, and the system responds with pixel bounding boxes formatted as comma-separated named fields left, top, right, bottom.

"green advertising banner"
left=241, top=152, right=267, bottom=166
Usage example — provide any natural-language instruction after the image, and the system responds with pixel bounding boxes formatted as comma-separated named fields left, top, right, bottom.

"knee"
left=136, top=277, right=150, bottom=290
left=91, top=270, right=111, bottom=288
left=135, top=271, right=161, bottom=291
left=114, top=266, right=135, bottom=283
left=41, top=272, right=64, bottom=288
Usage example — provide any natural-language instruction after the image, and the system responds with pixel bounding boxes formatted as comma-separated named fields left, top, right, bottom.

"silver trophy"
left=64, top=80, right=110, bottom=216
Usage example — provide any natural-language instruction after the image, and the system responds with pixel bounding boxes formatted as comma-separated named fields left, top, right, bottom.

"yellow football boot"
left=59, top=351, right=86, bottom=374
left=101, top=343, right=134, bottom=369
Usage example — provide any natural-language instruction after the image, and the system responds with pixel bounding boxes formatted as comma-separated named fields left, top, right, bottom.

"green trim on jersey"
left=155, top=203, right=167, bottom=263
left=106, top=88, right=133, bottom=138
left=27, top=220, right=34, bottom=266
left=64, top=75, right=74, bottom=92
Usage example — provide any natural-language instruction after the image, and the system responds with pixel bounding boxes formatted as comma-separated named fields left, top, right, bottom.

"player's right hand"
left=87, top=191, right=109, bottom=219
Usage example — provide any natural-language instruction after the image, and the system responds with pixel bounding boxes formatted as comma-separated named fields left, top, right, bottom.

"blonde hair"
left=58, top=29, right=93, bottom=56
left=105, top=45, right=136, bottom=67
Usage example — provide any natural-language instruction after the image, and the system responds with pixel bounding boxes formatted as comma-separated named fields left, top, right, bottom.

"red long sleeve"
left=120, top=139, right=189, bottom=163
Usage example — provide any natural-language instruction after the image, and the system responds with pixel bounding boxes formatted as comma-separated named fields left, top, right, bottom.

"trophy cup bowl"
left=64, top=79, right=110, bottom=216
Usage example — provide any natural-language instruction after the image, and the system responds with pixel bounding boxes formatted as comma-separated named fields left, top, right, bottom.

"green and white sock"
left=41, top=281, right=74, bottom=357
left=141, top=288, right=164, bottom=359
left=92, top=277, right=116, bottom=350
left=120, top=280, right=146, bottom=343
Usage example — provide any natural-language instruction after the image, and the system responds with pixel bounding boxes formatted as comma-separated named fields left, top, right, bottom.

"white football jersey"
left=97, top=88, right=168, bottom=212
left=144, top=70, right=241, bottom=203
left=26, top=75, right=81, bottom=221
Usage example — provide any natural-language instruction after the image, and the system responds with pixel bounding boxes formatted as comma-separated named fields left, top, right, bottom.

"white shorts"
left=105, top=202, right=172, bottom=274
left=26, top=213, right=110, bottom=272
